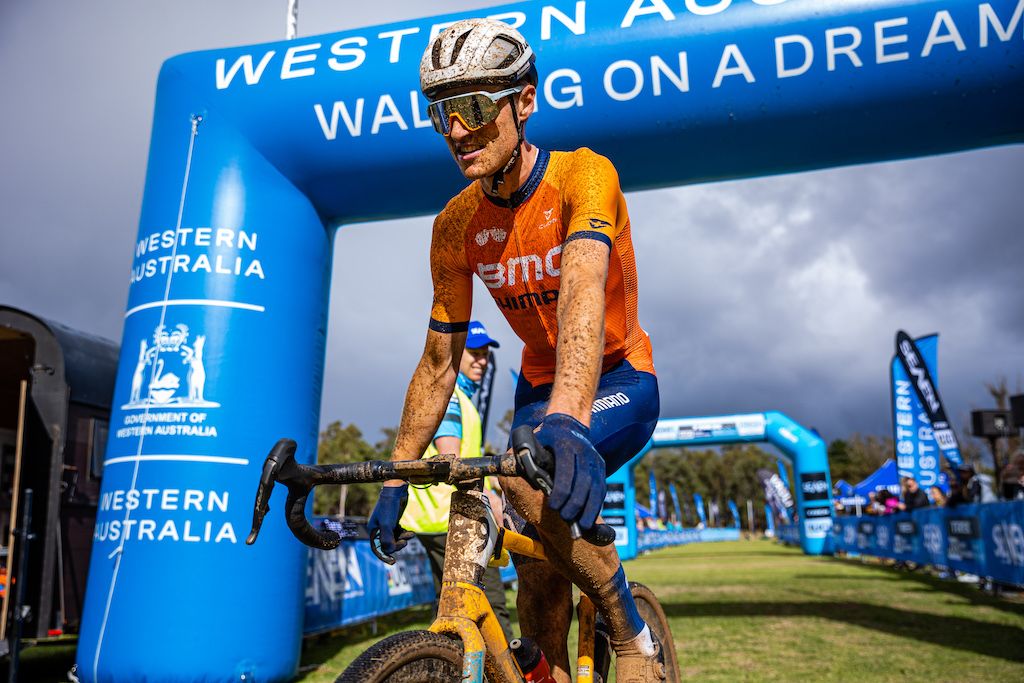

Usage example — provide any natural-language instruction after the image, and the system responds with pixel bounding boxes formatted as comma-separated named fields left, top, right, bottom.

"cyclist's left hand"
left=535, top=413, right=606, bottom=531
left=367, top=485, right=415, bottom=558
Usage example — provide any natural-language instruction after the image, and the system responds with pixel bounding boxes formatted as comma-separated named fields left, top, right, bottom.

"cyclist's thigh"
left=508, top=379, right=550, bottom=443
left=508, top=361, right=659, bottom=462
left=588, top=361, right=660, bottom=474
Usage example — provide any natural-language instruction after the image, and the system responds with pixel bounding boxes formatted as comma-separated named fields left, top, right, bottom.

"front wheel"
left=336, top=630, right=465, bottom=683
left=629, top=581, right=681, bottom=683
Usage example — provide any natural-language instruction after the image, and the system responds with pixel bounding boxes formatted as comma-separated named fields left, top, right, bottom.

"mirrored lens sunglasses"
left=427, top=87, right=524, bottom=135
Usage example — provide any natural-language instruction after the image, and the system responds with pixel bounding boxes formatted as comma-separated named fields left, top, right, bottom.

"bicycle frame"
left=434, top=487, right=605, bottom=683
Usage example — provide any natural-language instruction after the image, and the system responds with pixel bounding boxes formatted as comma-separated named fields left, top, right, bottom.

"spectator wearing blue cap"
left=398, top=320, right=512, bottom=640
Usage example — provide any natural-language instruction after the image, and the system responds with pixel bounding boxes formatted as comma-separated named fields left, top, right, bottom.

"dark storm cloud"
left=1, top=1, right=1020, bottom=450
left=629, top=147, right=1024, bottom=441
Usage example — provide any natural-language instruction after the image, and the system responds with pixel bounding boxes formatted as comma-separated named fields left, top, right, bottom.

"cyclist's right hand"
left=535, top=413, right=606, bottom=532
left=367, top=484, right=415, bottom=558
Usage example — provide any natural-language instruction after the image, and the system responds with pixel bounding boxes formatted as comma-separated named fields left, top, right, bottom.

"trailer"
left=0, top=306, right=117, bottom=654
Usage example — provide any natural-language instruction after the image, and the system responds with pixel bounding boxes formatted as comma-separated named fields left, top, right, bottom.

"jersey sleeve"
left=432, top=393, right=463, bottom=441
left=428, top=210, right=473, bottom=332
left=562, top=149, right=624, bottom=249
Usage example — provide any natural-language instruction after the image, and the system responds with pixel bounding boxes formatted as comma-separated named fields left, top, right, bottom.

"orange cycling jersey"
left=429, top=147, right=655, bottom=386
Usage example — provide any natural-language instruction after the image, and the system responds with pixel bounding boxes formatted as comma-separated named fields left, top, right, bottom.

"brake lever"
left=246, top=438, right=341, bottom=550
left=246, top=438, right=294, bottom=545
left=511, top=425, right=620, bottom=545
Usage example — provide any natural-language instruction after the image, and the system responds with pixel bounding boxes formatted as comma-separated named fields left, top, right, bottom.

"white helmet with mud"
left=420, top=18, right=535, bottom=99
left=421, top=18, right=537, bottom=191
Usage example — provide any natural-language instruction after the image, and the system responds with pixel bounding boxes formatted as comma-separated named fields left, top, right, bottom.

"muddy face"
left=444, top=100, right=519, bottom=179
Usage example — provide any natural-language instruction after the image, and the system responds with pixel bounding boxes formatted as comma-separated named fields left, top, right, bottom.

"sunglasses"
left=427, top=87, right=523, bottom=135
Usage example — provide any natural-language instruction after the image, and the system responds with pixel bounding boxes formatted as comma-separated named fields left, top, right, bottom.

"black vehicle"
left=0, top=306, right=117, bottom=651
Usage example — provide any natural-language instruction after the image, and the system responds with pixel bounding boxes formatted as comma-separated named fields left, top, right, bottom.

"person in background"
left=1000, top=453, right=1024, bottom=500
left=397, top=321, right=513, bottom=642
left=947, top=463, right=996, bottom=506
left=899, top=476, right=930, bottom=512
left=877, top=490, right=900, bottom=515
left=948, top=464, right=976, bottom=507
left=929, top=486, right=948, bottom=507
left=832, top=496, right=847, bottom=515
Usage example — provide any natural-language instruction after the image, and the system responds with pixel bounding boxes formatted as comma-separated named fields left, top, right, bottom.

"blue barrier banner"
left=305, top=535, right=435, bottom=635
left=945, top=508, right=984, bottom=574
left=917, top=506, right=949, bottom=568
left=304, top=519, right=522, bottom=635
left=777, top=523, right=801, bottom=546
left=638, top=528, right=740, bottom=552
left=891, top=516, right=921, bottom=562
left=856, top=518, right=882, bottom=555
left=981, top=502, right=1024, bottom=586
left=828, top=501, right=1024, bottom=586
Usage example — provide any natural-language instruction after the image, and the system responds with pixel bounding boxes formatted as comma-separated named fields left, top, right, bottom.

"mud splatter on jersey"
left=429, top=148, right=654, bottom=385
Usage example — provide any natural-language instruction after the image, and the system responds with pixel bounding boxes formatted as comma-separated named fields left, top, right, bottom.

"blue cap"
left=466, top=320, right=500, bottom=349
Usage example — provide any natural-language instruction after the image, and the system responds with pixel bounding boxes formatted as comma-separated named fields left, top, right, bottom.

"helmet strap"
left=489, top=97, right=524, bottom=195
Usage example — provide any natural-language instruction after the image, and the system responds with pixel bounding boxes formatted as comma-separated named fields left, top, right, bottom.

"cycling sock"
left=582, top=566, right=645, bottom=642
left=613, top=624, right=657, bottom=657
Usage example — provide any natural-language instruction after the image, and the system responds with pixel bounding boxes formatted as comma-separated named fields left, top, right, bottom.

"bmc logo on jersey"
left=478, top=245, right=562, bottom=289
left=475, top=227, right=507, bottom=246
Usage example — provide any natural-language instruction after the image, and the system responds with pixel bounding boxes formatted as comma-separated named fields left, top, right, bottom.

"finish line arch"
left=604, top=412, right=832, bottom=562
left=77, top=1, right=1023, bottom=680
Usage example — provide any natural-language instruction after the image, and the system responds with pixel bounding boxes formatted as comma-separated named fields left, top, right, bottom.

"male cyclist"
left=367, top=18, right=663, bottom=682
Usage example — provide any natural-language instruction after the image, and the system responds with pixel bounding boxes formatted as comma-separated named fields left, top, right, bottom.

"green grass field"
left=10, top=539, right=1024, bottom=681
left=299, top=539, right=1024, bottom=682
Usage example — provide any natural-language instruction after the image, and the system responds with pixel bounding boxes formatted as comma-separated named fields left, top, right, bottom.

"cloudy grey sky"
left=1, top=1, right=1021, bottom=454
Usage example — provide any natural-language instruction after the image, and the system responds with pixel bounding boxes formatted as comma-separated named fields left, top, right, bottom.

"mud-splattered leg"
left=501, top=474, right=639, bottom=680
left=515, top=560, right=573, bottom=683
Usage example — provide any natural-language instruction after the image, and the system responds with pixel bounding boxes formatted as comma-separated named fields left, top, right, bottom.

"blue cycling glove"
left=535, top=413, right=606, bottom=531
left=366, top=484, right=415, bottom=558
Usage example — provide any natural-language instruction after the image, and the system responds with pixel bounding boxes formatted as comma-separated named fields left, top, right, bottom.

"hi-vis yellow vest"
left=400, top=385, right=482, bottom=534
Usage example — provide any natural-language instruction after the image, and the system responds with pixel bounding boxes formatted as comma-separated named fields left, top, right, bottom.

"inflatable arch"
left=604, top=412, right=832, bottom=562
left=78, top=0, right=1023, bottom=680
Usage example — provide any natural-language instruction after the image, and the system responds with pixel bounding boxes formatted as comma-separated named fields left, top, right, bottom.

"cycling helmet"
left=420, top=18, right=535, bottom=99
left=421, top=18, right=537, bottom=192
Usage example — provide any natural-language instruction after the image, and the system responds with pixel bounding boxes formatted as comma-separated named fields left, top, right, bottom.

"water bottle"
left=509, top=637, right=556, bottom=682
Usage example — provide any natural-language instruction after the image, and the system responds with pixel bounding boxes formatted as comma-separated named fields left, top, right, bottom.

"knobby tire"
left=336, top=629, right=470, bottom=683
left=629, top=581, right=682, bottom=683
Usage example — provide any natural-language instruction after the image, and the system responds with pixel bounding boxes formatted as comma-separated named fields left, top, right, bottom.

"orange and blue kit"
left=429, top=147, right=656, bottom=387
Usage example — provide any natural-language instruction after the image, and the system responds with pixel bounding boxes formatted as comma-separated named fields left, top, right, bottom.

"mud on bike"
left=247, top=426, right=680, bottom=682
